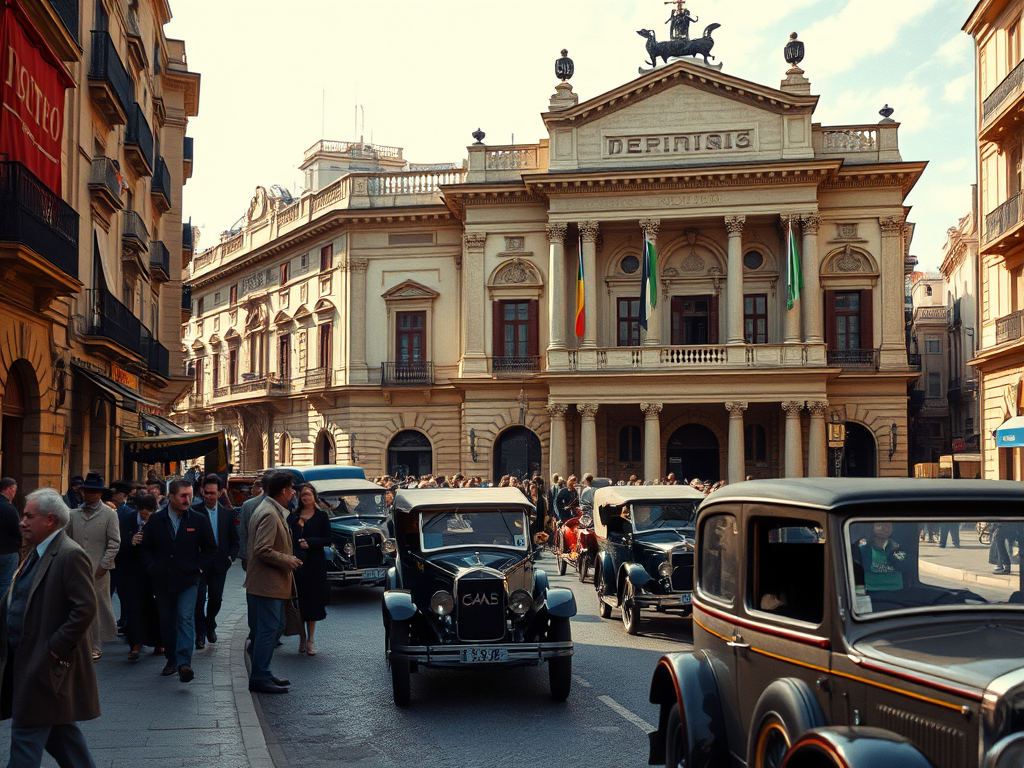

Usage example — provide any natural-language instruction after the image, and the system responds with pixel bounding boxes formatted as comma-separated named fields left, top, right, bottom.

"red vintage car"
left=553, top=512, right=599, bottom=582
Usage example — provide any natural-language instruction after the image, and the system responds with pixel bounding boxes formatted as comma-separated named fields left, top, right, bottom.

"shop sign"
left=137, top=402, right=166, bottom=417
left=111, top=363, right=138, bottom=390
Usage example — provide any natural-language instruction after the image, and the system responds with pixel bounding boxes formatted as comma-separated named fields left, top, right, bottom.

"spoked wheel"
left=547, top=617, right=572, bottom=702
left=595, top=565, right=612, bottom=619
left=752, top=715, right=790, bottom=768
left=389, top=621, right=411, bottom=707
left=621, top=580, right=641, bottom=635
left=556, top=533, right=567, bottom=575
left=578, top=554, right=590, bottom=583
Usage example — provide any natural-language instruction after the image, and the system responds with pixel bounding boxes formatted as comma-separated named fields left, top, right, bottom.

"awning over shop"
left=995, top=416, right=1024, bottom=449
left=142, top=414, right=184, bottom=435
left=72, top=364, right=162, bottom=413
left=122, top=430, right=227, bottom=473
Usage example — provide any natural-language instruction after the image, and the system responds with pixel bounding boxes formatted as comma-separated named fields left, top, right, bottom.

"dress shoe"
left=207, top=629, right=218, bottom=644
left=178, top=665, right=195, bottom=683
left=994, top=566, right=1010, bottom=574
left=249, top=680, right=288, bottom=694
left=127, top=646, right=141, bottom=661
left=153, top=647, right=165, bottom=656
left=271, top=676, right=291, bottom=687
left=195, top=638, right=206, bottom=650
left=160, top=661, right=177, bottom=676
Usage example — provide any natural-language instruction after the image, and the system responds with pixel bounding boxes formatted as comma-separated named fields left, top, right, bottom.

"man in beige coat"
left=0, top=488, right=99, bottom=766
left=245, top=471, right=301, bottom=694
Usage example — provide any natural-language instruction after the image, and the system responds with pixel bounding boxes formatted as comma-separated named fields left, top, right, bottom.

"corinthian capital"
left=579, top=221, right=600, bottom=244
left=800, top=213, right=821, bottom=235
left=546, top=402, right=568, bottom=418
left=725, top=215, right=746, bottom=236
left=464, top=233, right=487, bottom=250
left=781, top=400, right=805, bottom=417
left=639, top=218, right=661, bottom=241
left=807, top=400, right=829, bottom=417
left=346, top=257, right=369, bottom=273
left=725, top=401, right=748, bottom=418
left=879, top=216, right=906, bottom=236
left=640, top=402, right=663, bottom=418
left=545, top=223, right=567, bottom=244
left=577, top=402, right=600, bottom=418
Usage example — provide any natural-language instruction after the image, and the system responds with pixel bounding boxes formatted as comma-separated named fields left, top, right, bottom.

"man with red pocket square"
left=139, top=478, right=216, bottom=683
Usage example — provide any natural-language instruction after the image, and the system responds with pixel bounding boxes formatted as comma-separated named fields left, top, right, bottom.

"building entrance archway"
left=388, top=430, right=432, bottom=479
left=842, top=422, right=877, bottom=477
left=314, top=430, right=335, bottom=465
left=493, top=427, right=541, bottom=481
left=666, top=424, right=720, bottom=483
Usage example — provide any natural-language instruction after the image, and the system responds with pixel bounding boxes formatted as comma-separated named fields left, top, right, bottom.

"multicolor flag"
left=639, top=232, right=658, bottom=330
left=574, top=235, right=585, bottom=337
left=786, top=217, right=803, bottom=311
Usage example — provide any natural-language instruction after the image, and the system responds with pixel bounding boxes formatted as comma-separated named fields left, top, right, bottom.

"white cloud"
left=938, top=157, right=971, bottom=173
left=944, top=73, right=973, bottom=102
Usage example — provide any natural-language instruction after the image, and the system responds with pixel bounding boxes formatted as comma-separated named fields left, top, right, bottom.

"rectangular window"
left=229, top=285, right=237, bottom=305
left=194, top=358, right=204, bottom=396
left=1011, top=18, right=1022, bottom=70
left=502, top=301, right=530, bottom=357
left=1010, top=144, right=1022, bottom=198
left=744, top=424, right=767, bottom=464
left=750, top=517, right=825, bottom=625
left=396, top=311, right=425, bottom=363
left=744, top=294, right=768, bottom=344
left=617, top=297, right=640, bottom=347
left=228, top=348, right=238, bottom=384
left=924, top=338, right=942, bottom=355
left=279, top=333, right=290, bottom=380
left=927, top=372, right=941, bottom=398
left=280, top=262, right=290, bottom=284
left=214, top=291, right=221, bottom=305
left=300, top=253, right=309, bottom=272
left=211, top=353, right=219, bottom=390
left=197, top=297, right=204, bottom=317
left=320, top=244, right=333, bottom=272
left=318, top=324, right=332, bottom=370
left=619, top=425, right=642, bottom=463
left=698, top=513, right=739, bottom=604
left=835, top=291, right=861, bottom=351
left=670, top=296, right=715, bottom=345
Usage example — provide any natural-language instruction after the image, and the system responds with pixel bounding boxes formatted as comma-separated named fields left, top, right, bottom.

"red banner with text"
left=0, top=3, right=71, bottom=194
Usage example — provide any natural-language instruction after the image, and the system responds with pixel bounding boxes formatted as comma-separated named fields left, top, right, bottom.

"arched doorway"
left=279, top=433, right=292, bottom=465
left=314, top=430, right=335, bottom=465
left=666, top=424, right=720, bottom=483
left=1, top=363, right=28, bottom=503
left=493, top=427, right=541, bottom=481
left=242, top=429, right=263, bottom=472
left=388, top=430, right=432, bottom=480
left=842, top=423, right=877, bottom=477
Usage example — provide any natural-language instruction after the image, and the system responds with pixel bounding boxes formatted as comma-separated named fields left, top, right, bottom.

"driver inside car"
left=858, top=522, right=914, bottom=592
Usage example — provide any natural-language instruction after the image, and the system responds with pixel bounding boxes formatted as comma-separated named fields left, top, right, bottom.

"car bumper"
left=392, top=640, right=573, bottom=667
left=326, top=566, right=388, bottom=586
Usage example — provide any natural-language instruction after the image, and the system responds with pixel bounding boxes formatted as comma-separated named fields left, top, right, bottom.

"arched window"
left=279, top=433, right=292, bottom=465
left=744, top=424, right=767, bottom=464
left=619, top=425, right=642, bottom=463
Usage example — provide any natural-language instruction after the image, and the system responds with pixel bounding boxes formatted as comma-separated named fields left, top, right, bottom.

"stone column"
left=782, top=215, right=801, bottom=344
left=348, top=258, right=369, bottom=383
left=461, top=233, right=488, bottom=375
left=639, top=218, right=661, bottom=346
left=577, top=403, right=599, bottom=476
left=782, top=401, right=805, bottom=478
left=546, top=223, right=567, bottom=351
left=807, top=400, right=828, bottom=478
left=800, top=214, right=823, bottom=343
left=725, top=401, right=748, bottom=484
left=641, top=402, right=663, bottom=481
left=579, top=222, right=600, bottom=349
left=725, top=215, right=746, bottom=344
left=879, top=216, right=906, bottom=361
left=547, top=402, right=568, bottom=478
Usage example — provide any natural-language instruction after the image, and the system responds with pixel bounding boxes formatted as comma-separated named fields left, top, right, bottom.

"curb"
left=919, top=558, right=1016, bottom=589
left=227, top=607, right=277, bottom=768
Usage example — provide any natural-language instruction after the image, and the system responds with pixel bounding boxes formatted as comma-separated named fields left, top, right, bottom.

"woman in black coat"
left=287, top=483, right=331, bottom=655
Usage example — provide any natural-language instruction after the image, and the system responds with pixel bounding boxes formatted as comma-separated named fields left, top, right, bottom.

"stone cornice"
left=822, top=161, right=927, bottom=196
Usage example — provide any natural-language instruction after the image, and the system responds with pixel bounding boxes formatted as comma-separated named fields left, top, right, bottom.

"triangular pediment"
left=382, top=279, right=440, bottom=301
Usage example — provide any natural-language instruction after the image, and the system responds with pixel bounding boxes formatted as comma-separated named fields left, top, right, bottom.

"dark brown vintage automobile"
left=647, top=478, right=1024, bottom=768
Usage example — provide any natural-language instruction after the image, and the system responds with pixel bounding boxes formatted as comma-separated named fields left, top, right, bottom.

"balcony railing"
left=50, top=0, right=80, bottom=43
left=984, top=58, right=1024, bottom=122
left=141, top=327, right=169, bottom=377
left=149, top=240, right=169, bottom=278
left=183, top=136, right=193, bottom=178
left=88, top=30, right=130, bottom=121
left=985, top=193, right=1021, bottom=244
left=121, top=210, right=149, bottom=250
left=491, top=356, right=541, bottom=375
left=231, top=376, right=267, bottom=395
left=907, top=352, right=921, bottom=371
left=826, top=349, right=879, bottom=369
left=181, top=284, right=192, bottom=313
left=382, top=361, right=433, bottom=386
left=0, top=161, right=79, bottom=279
left=995, top=309, right=1024, bottom=344
left=304, top=367, right=332, bottom=388
left=125, top=103, right=154, bottom=175
left=151, top=157, right=171, bottom=212
left=213, top=386, right=229, bottom=399
left=88, top=156, right=123, bottom=208
left=86, top=287, right=143, bottom=356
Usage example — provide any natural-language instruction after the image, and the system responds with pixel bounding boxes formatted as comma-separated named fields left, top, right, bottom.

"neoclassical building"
left=180, top=41, right=922, bottom=482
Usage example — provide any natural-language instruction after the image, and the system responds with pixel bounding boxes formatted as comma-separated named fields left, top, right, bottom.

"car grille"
left=671, top=551, right=694, bottom=592
left=456, top=575, right=506, bottom=642
left=876, top=705, right=966, bottom=768
left=354, top=532, right=381, bottom=567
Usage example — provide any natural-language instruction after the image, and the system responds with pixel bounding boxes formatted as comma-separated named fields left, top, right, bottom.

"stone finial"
left=471, top=128, right=485, bottom=145
left=879, top=104, right=896, bottom=124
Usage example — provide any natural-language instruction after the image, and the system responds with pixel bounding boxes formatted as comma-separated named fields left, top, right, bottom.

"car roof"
left=393, top=487, right=535, bottom=513
left=594, top=485, right=706, bottom=508
left=699, top=477, right=1024, bottom=512
left=308, top=478, right=382, bottom=493
left=265, top=465, right=367, bottom=482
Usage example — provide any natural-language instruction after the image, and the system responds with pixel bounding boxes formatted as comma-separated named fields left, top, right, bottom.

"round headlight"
left=430, top=590, right=454, bottom=616
left=509, top=589, right=533, bottom=616
left=343, top=542, right=355, bottom=557
left=658, top=562, right=674, bottom=579
left=382, top=538, right=397, bottom=555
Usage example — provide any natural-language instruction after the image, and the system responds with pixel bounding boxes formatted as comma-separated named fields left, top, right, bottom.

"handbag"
left=283, top=598, right=302, bottom=637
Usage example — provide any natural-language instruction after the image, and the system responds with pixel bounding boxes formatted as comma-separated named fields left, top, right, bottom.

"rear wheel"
left=578, top=553, right=590, bottom=583
left=621, top=580, right=641, bottom=635
left=390, top=621, right=411, bottom=707
left=556, top=532, right=567, bottom=575
left=547, top=617, right=572, bottom=702
left=751, top=714, right=790, bottom=768
left=595, top=565, right=612, bottom=619
left=664, top=702, right=684, bottom=768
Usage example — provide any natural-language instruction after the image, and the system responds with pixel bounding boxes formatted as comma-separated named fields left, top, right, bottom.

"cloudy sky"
left=166, top=0, right=977, bottom=272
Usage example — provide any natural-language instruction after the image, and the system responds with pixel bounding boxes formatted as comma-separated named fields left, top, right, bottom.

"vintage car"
left=647, top=478, right=1024, bottom=768
left=315, top=478, right=393, bottom=590
left=382, top=488, right=576, bottom=707
left=592, top=485, right=703, bottom=635
left=552, top=512, right=599, bottom=582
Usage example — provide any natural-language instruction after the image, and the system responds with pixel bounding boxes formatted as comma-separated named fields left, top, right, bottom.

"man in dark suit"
left=116, top=493, right=161, bottom=660
left=139, top=478, right=216, bottom=683
left=0, top=478, right=21, bottom=596
left=0, top=487, right=99, bottom=766
left=192, top=474, right=239, bottom=648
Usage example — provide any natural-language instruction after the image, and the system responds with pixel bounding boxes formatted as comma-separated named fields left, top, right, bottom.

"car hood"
left=329, top=517, right=386, bottom=537
left=852, top=620, right=1024, bottom=692
left=425, top=549, right=524, bottom=576
left=633, top=529, right=694, bottom=550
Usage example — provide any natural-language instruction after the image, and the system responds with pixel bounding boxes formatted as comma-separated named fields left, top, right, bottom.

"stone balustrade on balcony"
left=546, top=343, right=829, bottom=372
left=812, top=123, right=900, bottom=164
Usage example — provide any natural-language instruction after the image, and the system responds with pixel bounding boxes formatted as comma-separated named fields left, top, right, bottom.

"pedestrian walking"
left=66, top=472, right=120, bottom=661
left=139, top=478, right=216, bottom=683
left=939, top=521, right=961, bottom=549
left=193, top=475, right=239, bottom=649
left=287, top=483, right=330, bottom=656
left=115, top=493, right=162, bottom=660
left=237, top=478, right=265, bottom=570
left=0, top=488, right=99, bottom=768
left=245, top=471, right=301, bottom=694
left=0, top=478, right=21, bottom=596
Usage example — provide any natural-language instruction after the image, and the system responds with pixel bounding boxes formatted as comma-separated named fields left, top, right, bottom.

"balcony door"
left=617, top=297, right=641, bottom=347
left=318, top=324, right=332, bottom=372
left=228, top=348, right=238, bottom=384
left=492, top=300, right=538, bottom=370
left=671, top=295, right=718, bottom=345
left=396, top=311, right=425, bottom=364
left=825, top=290, right=873, bottom=351
left=278, top=333, right=290, bottom=380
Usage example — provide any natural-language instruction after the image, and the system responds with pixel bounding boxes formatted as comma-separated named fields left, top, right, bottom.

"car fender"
left=648, top=650, right=727, bottom=768
left=387, top=566, right=400, bottom=591
left=534, top=568, right=550, bottom=596
left=545, top=586, right=577, bottom=618
left=595, top=551, right=615, bottom=596
left=782, top=727, right=933, bottom=768
left=624, top=562, right=653, bottom=587
left=382, top=590, right=417, bottom=623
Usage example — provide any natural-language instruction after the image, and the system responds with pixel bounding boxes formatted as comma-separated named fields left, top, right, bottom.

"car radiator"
left=455, top=577, right=506, bottom=642
left=671, top=551, right=694, bottom=592
left=876, top=704, right=966, bottom=768
left=354, top=532, right=381, bottom=567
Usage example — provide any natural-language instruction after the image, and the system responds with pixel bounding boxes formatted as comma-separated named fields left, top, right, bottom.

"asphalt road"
left=256, top=552, right=693, bottom=768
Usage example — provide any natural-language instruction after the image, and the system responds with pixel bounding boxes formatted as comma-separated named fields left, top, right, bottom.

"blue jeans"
left=7, top=722, right=95, bottom=768
left=155, top=585, right=198, bottom=667
left=0, top=552, right=19, bottom=597
left=246, top=593, right=284, bottom=683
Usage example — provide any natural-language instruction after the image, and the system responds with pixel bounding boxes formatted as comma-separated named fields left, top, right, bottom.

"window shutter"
left=709, top=293, right=720, bottom=344
left=492, top=301, right=504, bottom=359
left=527, top=299, right=539, bottom=358
left=825, top=291, right=837, bottom=349
left=860, top=288, right=873, bottom=350
left=671, top=296, right=683, bottom=345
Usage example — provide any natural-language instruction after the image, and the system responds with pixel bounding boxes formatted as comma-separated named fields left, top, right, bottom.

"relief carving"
left=834, top=245, right=863, bottom=272
left=464, top=233, right=487, bottom=250
left=679, top=250, right=706, bottom=273
left=504, top=236, right=525, bottom=252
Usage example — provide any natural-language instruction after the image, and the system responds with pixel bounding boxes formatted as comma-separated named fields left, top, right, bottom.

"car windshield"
left=420, top=508, right=530, bottom=551
left=318, top=491, right=386, bottom=519
left=630, top=502, right=697, bottom=532
left=846, top=518, right=1024, bottom=618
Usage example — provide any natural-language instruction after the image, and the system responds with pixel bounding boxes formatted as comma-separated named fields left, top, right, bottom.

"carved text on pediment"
left=604, top=128, right=756, bottom=160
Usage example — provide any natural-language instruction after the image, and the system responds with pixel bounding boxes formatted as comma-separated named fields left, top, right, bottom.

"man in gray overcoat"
left=0, top=487, right=100, bottom=767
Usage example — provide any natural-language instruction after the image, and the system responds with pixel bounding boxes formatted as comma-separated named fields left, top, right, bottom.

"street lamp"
left=888, top=422, right=898, bottom=462
left=469, top=428, right=478, bottom=463
left=828, top=411, right=847, bottom=477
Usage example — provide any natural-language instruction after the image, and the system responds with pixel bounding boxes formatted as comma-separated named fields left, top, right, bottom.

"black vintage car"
left=648, top=478, right=1024, bottom=768
left=592, top=485, right=704, bottom=635
left=313, top=478, right=394, bottom=591
left=382, top=488, right=576, bottom=707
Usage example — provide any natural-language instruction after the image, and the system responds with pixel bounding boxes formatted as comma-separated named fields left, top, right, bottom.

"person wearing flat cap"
left=66, top=472, right=120, bottom=661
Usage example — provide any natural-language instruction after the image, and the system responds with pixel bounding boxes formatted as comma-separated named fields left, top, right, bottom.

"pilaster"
left=782, top=215, right=801, bottom=344
left=579, top=222, right=600, bottom=349
left=641, top=402, right=663, bottom=481
left=461, top=233, right=488, bottom=376
left=807, top=400, right=828, bottom=478
left=346, top=257, right=369, bottom=383
left=577, top=402, right=599, bottom=477
left=800, top=213, right=822, bottom=344
left=546, top=223, right=568, bottom=355
left=547, top=402, right=568, bottom=478
left=879, top=216, right=907, bottom=368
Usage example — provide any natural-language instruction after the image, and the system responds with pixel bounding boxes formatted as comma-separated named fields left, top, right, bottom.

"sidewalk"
left=918, top=536, right=1018, bottom=589
left=0, top=567, right=273, bottom=768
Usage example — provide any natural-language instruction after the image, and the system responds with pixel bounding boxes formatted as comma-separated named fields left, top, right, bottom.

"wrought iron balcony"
left=121, top=210, right=149, bottom=253
left=88, top=156, right=124, bottom=214
left=182, top=220, right=193, bottom=253
left=231, top=376, right=267, bottom=395
left=141, top=327, right=169, bottom=378
left=125, top=103, right=154, bottom=176
left=826, top=349, right=879, bottom=370
left=382, top=361, right=433, bottom=386
left=304, top=367, right=332, bottom=388
left=181, top=285, right=192, bottom=317
left=213, top=386, right=230, bottom=399
left=984, top=58, right=1024, bottom=124
left=88, top=30, right=130, bottom=125
left=151, top=157, right=171, bottom=213
left=985, top=193, right=1021, bottom=245
left=49, top=0, right=80, bottom=44
left=491, top=356, right=541, bottom=375
left=149, top=241, right=170, bottom=280
left=86, top=287, right=143, bottom=356
left=996, top=309, right=1024, bottom=345
left=0, top=161, right=78, bottom=281
left=183, top=136, right=194, bottom=179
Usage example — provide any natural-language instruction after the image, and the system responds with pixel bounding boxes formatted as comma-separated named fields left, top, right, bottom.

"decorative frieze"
left=464, top=233, right=487, bottom=250
left=880, top=215, right=906, bottom=236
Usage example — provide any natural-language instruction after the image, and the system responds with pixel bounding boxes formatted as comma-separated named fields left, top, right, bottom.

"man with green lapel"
left=0, top=487, right=99, bottom=767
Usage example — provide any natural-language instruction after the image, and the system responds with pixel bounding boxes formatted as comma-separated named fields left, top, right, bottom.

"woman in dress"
left=286, top=483, right=330, bottom=655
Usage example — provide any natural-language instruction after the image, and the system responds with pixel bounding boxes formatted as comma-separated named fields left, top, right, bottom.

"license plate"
left=680, top=593, right=692, bottom=605
left=362, top=568, right=386, bottom=580
left=459, top=648, right=509, bottom=663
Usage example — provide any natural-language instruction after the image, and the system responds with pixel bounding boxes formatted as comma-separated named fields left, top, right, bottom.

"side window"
left=749, top=517, right=825, bottom=625
left=698, top=513, right=739, bottom=604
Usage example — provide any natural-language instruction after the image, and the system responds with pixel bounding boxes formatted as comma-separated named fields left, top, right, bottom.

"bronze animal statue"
left=638, top=23, right=720, bottom=67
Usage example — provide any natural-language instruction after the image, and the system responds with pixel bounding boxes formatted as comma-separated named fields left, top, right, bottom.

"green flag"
left=787, top=218, right=803, bottom=311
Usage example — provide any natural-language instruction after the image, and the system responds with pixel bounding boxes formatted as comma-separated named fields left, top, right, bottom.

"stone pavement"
left=918, top=533, right=1019, bottom=590
left=0, top=566, right=273, bottom=768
